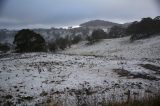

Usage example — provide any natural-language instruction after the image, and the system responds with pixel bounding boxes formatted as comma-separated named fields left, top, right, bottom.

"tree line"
left=0, top=16, right=160, bottom=53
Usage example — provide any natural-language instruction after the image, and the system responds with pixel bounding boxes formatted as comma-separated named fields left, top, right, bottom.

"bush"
left=126, top=16, right=160, bottom=41
left=47, top=42, right=57, bottom=52
left=56, top=37, right=70, bottom=50
left=109, top=26, right=126, bottom=38
left=71, top=35, right=82, bottom=44
left=87, top=29, right=108, bottom=44
left=48, top=36, right=72, bottom=52
left=0, top=43, right=10, bottom=52
left=13, top=29, right=46, bottom=52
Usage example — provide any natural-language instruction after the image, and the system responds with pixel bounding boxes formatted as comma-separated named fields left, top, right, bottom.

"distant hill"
left=80, top=20, right=120, bottom=28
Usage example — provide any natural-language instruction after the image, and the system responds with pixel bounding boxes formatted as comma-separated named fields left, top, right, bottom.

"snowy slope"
left=61, top=35, right=160, bottom=59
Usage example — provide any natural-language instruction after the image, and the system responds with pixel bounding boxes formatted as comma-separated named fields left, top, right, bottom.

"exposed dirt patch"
left=113, top=69, right=159, bottom=81
left=113, top=69, right=130, bottom=77
left=140, top=64, right=160, bottom=74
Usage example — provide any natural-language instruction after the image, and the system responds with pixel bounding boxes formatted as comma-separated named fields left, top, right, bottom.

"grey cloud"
left=156, top=0, right=160, bottom=10
left=0, top=0, right=159, bottom=29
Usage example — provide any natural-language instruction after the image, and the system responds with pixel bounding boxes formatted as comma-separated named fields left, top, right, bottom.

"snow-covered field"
left=0, top=36, right=160, bottom=106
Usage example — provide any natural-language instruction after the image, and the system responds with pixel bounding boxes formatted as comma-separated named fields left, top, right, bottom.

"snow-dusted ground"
left=61, top=36, right=160, bottom=59
left=0, top=36, right=160, bottom=106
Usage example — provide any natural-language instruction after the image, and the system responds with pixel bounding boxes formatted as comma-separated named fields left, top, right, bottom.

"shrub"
left=48, top=42, right=57, bottom=52
left=87, top=29, right=108, bottom=44
left=109, top=26, right=126, bottom=38
left=126, top=16, right=160, bottom=41
left=71, top=35, right=82, bottom=44
left=0, top=43, right=10, bottom=52
left=56, top=37, right=70, bottom=50
left=92, top=29, right=108, bottom=40
left=13, top=29, right=46, bottom=52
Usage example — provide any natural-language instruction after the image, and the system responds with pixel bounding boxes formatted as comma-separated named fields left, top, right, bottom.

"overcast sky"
left=0, top=0, right=159, bottom=29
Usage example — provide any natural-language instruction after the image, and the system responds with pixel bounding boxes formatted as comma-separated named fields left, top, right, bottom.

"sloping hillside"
left=61, top=35, right=160, bottom=59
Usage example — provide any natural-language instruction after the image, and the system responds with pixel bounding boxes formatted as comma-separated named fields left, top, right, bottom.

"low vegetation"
left=87, top=29, right=108, bottom=44
left=47, top=42, right=58, bottom=52
left=102, top=95, right=160, bottom=106
left=109, top=25, right=126, bottom=38
left=39, top=93, right=160, bottom=106
left=71, top=35, right=82, bottom=44
left=55, top=37, right=71, bottom=50
left=0, top=43, right=10, bottom=52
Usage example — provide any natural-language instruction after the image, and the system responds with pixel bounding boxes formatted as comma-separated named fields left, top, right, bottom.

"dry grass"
left=39, top=93, right=160, bottom=106
left=103, top=95, right=160, bottom=106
